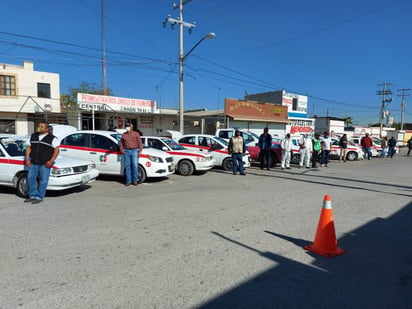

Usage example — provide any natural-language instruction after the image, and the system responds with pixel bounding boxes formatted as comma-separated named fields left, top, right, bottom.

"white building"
left=244, top=90, right=315, bottom=136
left=0, top=61, right=61, bottom=134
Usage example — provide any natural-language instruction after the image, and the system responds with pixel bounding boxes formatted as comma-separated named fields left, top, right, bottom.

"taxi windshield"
left=112, top=133, right=149, bottom=148
left=0, top=136, right=29, bottom=156
left=213, top=136, right=228, bottom=146
left=161, top=138, right=184, bottom=150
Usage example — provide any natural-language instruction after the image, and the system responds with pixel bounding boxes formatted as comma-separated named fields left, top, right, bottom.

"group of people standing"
left=279, top=132, right=332, bottom=169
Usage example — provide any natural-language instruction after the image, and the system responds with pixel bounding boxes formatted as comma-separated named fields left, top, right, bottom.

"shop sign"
left=77, top=93, right=158, bottom=114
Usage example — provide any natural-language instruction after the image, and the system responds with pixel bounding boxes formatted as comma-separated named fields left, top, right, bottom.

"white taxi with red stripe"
left=177, top=134, right=251, bottom=171
left=58, top=130, right=175, bottom=183
left=0, top=135, right=99, bottom=197
left=140, top=136, right=215, bottom=176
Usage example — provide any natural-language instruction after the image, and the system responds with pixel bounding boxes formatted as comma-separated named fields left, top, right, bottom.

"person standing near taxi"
left=120, top=123, right=143, bottom=186
left=320, top=132, right=332, bottom=167
left=312, top=133, right=321, bottom=168
left=25, top=121, right=60, bottom=204
left=339, top=134, right=348, bottom=162
left=281, top=133, right=292, bottom=170
left=298, top=134, right=312, bottom=168
left=361, top=133, right=373, bottom=160
left=258, top=127, right=272, bottom=170
left=228, top=129, right=246, bottom=175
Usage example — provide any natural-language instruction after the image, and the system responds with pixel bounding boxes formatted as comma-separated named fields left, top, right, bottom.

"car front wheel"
left=291, top=153, right=300, bottom=164
left=346, top=151, right=358, bottom=161
left=16, top=173, right=29, bottom=198
left=177, top=160, right=194, bottom=176
left=137, top=165, right=146, bottom=183
left=222, top=158, right=233, bottom=171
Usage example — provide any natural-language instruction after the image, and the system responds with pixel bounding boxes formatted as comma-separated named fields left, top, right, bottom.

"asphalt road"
left=1, top=154, right=412, bottom=309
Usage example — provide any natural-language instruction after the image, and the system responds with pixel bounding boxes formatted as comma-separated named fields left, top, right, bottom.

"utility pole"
left=377, top=83, right=392, bottom=137
left=101, top=0, right=107, bottom=95
left=397, top=88, right=410, bottom=130
left=163, top=0, right=196, bottom=134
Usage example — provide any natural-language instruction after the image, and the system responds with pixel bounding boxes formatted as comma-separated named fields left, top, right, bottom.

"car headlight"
left=197, top=156, right=209, bottom=162
left=146, top=155, right=163, bottom=163
left=51, top=167, right=73, bottom=175
left=88, top=163, right=96, bottom=170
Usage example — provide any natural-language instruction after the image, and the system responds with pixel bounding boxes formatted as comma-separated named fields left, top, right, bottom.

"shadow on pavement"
left=199, top=201, right=412, bottom=308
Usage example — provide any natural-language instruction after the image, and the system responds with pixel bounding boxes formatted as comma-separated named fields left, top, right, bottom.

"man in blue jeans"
left=120, top=124, right=143, bottom=186
left=25, top=122, right=60, bottom=204
left=228, top=129, right=246, bottom=175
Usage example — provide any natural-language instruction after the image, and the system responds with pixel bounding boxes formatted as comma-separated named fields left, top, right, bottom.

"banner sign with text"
left=77, top=93, right=158, bottom=114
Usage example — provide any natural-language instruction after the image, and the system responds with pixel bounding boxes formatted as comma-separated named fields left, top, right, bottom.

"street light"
left=179, top=32, right=215, bottom=134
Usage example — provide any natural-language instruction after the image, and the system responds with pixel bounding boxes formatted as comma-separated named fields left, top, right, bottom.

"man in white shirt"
left=320, top=132, right=332, bottom=167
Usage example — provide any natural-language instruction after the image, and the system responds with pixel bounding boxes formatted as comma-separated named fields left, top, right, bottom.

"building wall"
left=0, top=61, right=61, bottom=134
left=245, top=90, right=308, bottom=118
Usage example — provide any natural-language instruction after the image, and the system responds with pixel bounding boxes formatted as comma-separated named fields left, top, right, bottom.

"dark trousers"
left=312, top=150, right=319, bottom=167
left=321, top=150, right=330, bottom=165
left=232, top=153, right=244, bottom=174
left=260, top=149, right=271, bottom=169
left=389, top=147, right=396, bottom=158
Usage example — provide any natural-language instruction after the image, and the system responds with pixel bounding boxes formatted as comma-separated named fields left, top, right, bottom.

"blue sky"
left=0, top=0, right=411, bottom=126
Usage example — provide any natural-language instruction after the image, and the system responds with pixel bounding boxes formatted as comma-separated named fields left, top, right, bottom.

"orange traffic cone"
left=304, top=195, right=346, bottom=257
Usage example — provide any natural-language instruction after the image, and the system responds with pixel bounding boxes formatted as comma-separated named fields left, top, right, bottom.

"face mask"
left=126, top=127, right=131, bottom=132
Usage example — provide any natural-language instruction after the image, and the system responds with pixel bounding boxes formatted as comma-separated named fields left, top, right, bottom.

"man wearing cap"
left=120, top=123, right=143, bottom=186
left=320, top=132, right=332, bottom=167
left=228, top=129, right=246, bottom=175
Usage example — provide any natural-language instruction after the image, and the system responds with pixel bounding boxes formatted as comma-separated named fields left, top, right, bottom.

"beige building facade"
left=0, top=61, right=61, bottom=134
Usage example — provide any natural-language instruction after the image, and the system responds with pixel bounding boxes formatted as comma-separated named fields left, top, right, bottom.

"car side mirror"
left=162, top=146, right=168, bottom=151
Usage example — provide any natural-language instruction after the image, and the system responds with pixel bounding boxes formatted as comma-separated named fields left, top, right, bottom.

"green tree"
left=343, top=117, right=353, bottom=128
left=61, top=82, right=113, bottom=109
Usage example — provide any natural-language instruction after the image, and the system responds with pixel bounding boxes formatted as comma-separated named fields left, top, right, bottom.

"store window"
left=37, top=83, right=51, bottom=98
left=0, top=75, right=16, bottom=96
left=0, top=120, right=15, bottom=133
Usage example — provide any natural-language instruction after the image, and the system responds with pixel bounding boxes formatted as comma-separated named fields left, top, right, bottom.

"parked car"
left=140, top=136, right=215, bottom=176
left=350, top=136, right=380, bottom=157
left=350, top=136, right=399, bottom=156
left=329, top=137, right=363, bottom=161
left=216, top=128, right=258, bottom=147
left=58, top=130, right=175, bottom=183
left=177, top=134, right=251, bottom=171
left=0, top=134, right=99, bottom=197
left=216, top=129, right=281, bottom=167
left=288, top=136, right=363, bottom=163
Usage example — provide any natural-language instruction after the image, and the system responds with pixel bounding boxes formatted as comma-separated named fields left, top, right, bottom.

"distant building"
left=314, top=116, right=346, bottom=135
left=222, top=98, right=291, bottom=136
left=0, top=61, right=61, bottom=134
left=245, top=90, right=314, bottom=136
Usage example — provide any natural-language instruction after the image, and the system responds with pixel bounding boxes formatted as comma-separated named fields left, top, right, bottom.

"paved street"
left=1, top=154, right=412, bottom=309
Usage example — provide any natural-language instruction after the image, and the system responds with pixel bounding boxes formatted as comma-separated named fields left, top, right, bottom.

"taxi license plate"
left=82, top=175, right=91, bottom=184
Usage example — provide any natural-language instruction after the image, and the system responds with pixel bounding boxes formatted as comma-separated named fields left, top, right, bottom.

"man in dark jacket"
left=258, top=127, right=272, bottom=170
left=25, top=122, right=60, bottom=204
left=388, top=137, right=397, bottom=158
